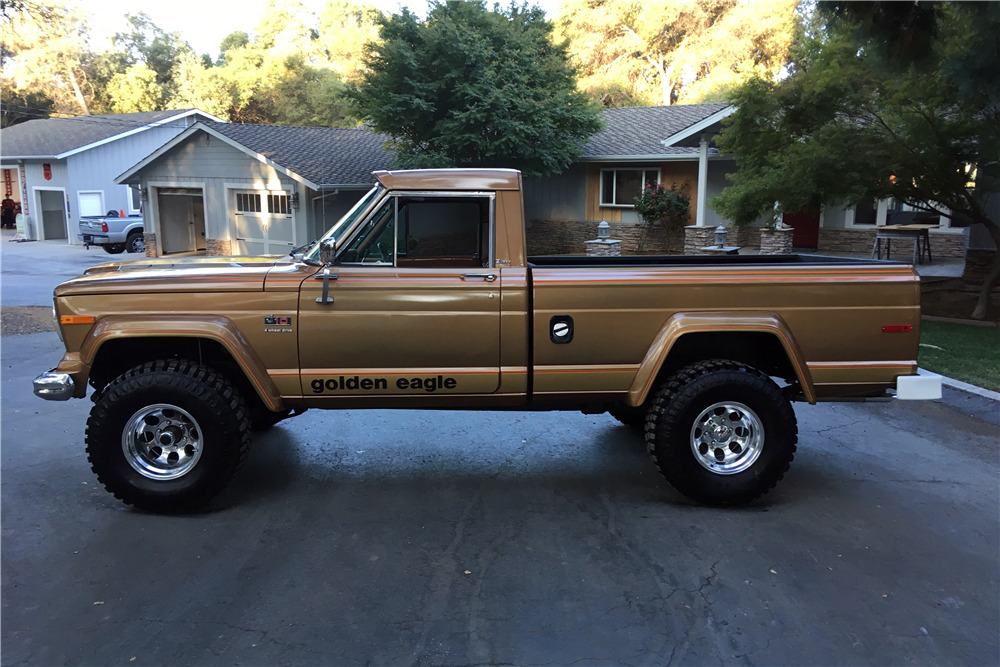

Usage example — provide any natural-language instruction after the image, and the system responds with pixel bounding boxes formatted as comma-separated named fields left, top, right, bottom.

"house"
left=115, top=121, right=391, bottom=256
left=524, top=104, right=970, bottom=260
left=0, top=110, right=221, bottom=242
left=523, top=103, right=744, bottom=254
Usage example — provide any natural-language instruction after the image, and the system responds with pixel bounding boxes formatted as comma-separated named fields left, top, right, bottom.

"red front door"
left=782, top=209, right=820, bottom=248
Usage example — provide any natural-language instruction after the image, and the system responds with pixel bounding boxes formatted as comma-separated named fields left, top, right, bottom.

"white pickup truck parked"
left=79, top=212, right=144, bottom=254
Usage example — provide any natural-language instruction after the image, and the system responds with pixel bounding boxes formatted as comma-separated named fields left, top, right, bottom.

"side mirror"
left=319, top=238, right=337, bottom=266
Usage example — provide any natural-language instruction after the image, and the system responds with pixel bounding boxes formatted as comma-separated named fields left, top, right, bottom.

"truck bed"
left=527, top=253, right=902, bottom=268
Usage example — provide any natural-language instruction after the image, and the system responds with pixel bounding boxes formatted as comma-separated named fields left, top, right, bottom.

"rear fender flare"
left=626, top=311, right=815, bottom=407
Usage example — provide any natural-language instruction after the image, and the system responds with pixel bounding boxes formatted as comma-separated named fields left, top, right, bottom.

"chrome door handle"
left=461, top=273, right=497, bottom=282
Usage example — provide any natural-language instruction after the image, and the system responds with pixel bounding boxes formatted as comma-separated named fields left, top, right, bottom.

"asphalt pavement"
left=2, top=236, right=999, bottom=666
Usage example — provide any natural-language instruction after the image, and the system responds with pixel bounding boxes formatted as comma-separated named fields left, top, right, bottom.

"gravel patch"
left=2, top=306, right=56, bottom=336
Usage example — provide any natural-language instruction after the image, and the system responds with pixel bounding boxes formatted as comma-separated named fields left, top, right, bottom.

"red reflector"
left=882, top=325, right=913, bottom=333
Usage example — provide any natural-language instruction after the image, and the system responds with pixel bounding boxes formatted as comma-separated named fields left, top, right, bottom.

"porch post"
left=696, top=133, right=709, bottom=227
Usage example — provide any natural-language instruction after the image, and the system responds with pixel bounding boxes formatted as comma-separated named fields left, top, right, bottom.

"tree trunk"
left=67, top=66, right=90, bottom=116
left=970, top=216, right=1000, bottom=320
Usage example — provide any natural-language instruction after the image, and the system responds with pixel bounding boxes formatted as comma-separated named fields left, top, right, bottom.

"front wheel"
left=645, top=360, right=797, bottom=506
left=86, top=360, right=252, bottom=512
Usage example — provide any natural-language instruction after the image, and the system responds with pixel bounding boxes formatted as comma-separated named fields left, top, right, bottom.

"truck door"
left=297, top=192, right=501, bottom=397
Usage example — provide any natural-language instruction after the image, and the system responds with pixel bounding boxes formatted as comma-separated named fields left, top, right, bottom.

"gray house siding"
left=136, top=134, right=302, bottom=255
left=66, top=122, right=193, bottom=222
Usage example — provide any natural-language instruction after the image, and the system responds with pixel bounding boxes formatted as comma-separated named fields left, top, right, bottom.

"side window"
left=341, top=194, right=492, bottom=268
left=396, top=197, right=490, bottom=268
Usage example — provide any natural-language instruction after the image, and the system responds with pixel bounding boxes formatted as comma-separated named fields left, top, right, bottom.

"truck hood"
left=54, top=255, right=294, bottom=297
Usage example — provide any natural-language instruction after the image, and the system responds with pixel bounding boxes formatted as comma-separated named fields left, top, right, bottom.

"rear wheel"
left=125, top=231, right=144, bottom=254
left=86, top=360, right=251, bottom=512
left=102, top=243, right=126, bottom=254
left=645, top=359, right=797, bottom=506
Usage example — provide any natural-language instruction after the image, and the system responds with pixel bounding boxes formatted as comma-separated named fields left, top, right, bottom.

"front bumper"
left=33, top=372, right=75, bottom=401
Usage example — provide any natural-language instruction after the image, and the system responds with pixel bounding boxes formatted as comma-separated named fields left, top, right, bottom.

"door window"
left=341, top=194, right=492, bottom=268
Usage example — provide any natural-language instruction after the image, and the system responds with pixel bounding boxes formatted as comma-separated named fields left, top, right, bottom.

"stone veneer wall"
left=760, top=227, right=794, bottom=254
left=683, top=226, right=715, bottom=254
left=206, top=238, right=234, bottom=256
left=143, top=233, right=157, bottom=257
left=817, top=228, right=967, bottom=259
left=526, top=219, right=684, bottom=255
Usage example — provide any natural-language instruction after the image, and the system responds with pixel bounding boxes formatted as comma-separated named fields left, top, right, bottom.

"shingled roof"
left=0, top=110, right=215, bottom=159
left=581, top=103, right=733, bottom=159
left=203, top=121, right=392, bottom=186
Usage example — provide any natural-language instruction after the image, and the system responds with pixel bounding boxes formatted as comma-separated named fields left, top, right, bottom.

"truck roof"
left=373, top=168, right=522, bottom=191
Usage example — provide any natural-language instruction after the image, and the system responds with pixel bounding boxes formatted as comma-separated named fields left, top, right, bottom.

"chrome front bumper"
left=33, top=372, right=75, bottom=401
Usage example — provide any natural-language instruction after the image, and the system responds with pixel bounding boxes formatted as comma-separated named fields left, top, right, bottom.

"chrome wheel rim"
left=690, top=401, right=764, bottom=475
left=129, top=236, right=144, bottom=253
left=122, top=404, right=203, bottom=480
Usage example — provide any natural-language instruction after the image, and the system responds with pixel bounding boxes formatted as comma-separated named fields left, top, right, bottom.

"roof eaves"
left=658, top=105, right=737, bottom=148
left=577, top=153, right=705, bottom=162
left=56, top=110, right=225, bottom=159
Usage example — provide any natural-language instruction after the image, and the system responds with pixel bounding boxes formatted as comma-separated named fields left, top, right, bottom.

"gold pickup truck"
left=34, top=168, right=941, bottom=512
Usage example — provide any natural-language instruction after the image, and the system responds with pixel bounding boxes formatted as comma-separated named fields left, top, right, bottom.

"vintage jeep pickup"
left=35, top=168, right=941, bottom=512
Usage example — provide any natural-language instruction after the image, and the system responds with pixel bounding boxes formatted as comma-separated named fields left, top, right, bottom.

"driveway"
left=2, top=235, right=998, bottom=666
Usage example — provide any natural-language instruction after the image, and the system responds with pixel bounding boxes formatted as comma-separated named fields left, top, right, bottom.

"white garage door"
left=78, top=191, right=104, bottom=217
left=233, top=190, right=295, bottom=256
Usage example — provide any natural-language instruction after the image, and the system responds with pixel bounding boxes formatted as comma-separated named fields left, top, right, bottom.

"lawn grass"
left=919, top=319, right=1000, bottom=392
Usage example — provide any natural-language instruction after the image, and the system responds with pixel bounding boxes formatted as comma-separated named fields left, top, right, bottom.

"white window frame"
left=124, top=186, right=142, bottom=215
left=77, top=190, right=105, bottom=218
left=599, top=168, right=660, bottom=208
left=233, top=189, right=292, bottom=218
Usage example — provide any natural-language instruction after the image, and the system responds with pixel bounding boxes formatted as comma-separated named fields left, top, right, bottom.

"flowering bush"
left=634, top=182, right=691, bottom=251
left=633, top=182, right=691, bottom=226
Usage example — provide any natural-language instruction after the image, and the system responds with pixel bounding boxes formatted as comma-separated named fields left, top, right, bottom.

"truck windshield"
left=302, top=185, right=384, bottom=264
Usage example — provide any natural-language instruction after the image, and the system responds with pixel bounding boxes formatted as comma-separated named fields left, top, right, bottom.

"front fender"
left=626, top=311, right=815, bottom=406
left=64, top=315, right=283, bottom=410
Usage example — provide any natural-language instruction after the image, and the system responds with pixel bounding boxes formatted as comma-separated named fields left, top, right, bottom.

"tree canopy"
left=713, top=2, right=1000, bottom=318
left=556, top=0, right=797, bottom=107
left=347, top=0, right=602, bottom=178
left=1, top=0, right=380, bottom=127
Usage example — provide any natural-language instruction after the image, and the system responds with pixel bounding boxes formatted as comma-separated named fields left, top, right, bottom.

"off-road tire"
left=645, top=359, right=797, bottom=506
left=102, top=243, right=126, bottom=254
left=86, top=360, right=251, bottom=512
left=125, top=231, right=144, bottom=254
left=608, top=403, right=647, bottom=429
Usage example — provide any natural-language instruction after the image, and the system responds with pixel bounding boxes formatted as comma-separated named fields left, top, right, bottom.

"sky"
left=84, top=0, right=562, bottom=61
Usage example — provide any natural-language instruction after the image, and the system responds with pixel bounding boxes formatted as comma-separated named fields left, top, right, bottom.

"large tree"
left=556, top=0, right=797, bottom=107
left=713, top=2, right=1000, bottom=319
left=347, top=0, right=602, bottom=178
left=1, top=0, right=97, bottom=116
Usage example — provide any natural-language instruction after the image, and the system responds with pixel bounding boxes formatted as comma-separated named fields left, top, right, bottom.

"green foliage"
left=347, top=0, right=602, bottom=178
left=633, top=182, right=690, bottom=251
left=556, top=0, right=797, bottom=107
left=713, top=2, right=1000, bottom=318
left=633, top=182, right=690, bottom=225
